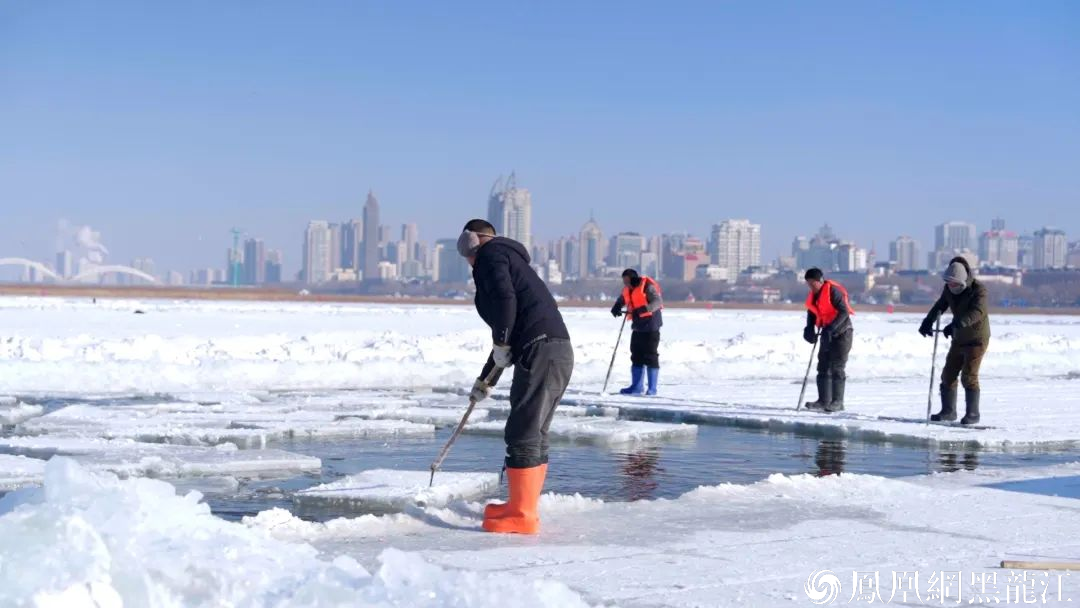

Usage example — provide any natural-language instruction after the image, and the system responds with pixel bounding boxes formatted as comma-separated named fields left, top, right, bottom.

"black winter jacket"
left=473, top=237, right=570, bottom=381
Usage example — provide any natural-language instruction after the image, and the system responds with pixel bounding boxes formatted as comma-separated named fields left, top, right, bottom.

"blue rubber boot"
left=620, top=366, right=645, bottom=395
left=646, top=367, right=659, bottom=396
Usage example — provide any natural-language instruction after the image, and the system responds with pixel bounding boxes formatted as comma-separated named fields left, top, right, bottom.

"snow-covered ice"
left=3, top=297, right=1080, bottom=605
left=1, top=297, right=1077, bottom=446
left=294, top=469, right=500, bottom=512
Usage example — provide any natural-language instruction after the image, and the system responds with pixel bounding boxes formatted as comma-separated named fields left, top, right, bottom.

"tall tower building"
left=265, top=250, right=283, bottom=284
left=402, top=223, right=419, bottom=262
left=341, top=219, right=362, bottom=270
left=303, top=221, right=333, bottom=284
left=709, top=219, right=762, bottom=279
left=486, top=172, right=532, bottom=250
left=935, top=221, right=977, bottom=252
left=362, top=191, right=381, bottom=281
left=243, top=238, right=266, bottom=285
left=55, top=250, right=74, bottom=279
left=578, top=216, right=603, bottom=279
left=889, top=236, right=921, bottom=271
left=609, top=232, right=646, bottom=270
left=1034, top=227, right=1068, bottom=270
left=979, top=219, right=1019, bottom=268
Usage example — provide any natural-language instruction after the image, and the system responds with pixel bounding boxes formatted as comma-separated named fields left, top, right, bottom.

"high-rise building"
left=889, top=236, right=921, bottom=272
left=1033, top=227, right=1068, bottom=270
left=362, top=191, right=381, bottom=281
left=435, top=238, right=471, bottom=283
left=265, top=250, right=283, bottom=284
left=243, top=238, right=266, bottom=285
left=303, top=221, right=333, bottom=284
left=709, top=220, right=762, bottom=279
left=402, top=223, right=418, bottom=263
left=935, top=221, right=977, bottom=252
left=578, top=217, right=604, bottom=279
left=609, top=232, right=646, bottom=270
left=979, top=219, right=1019, bottom=268
left=1067, top=242, right=1080, bottom=269
left=55, top=251, right=73, bottom=279
left=487, top=173, right=532, bottom=250
left=341, top=220, right=362, bottom=271
left=1017, top=235, right=1035, bottom=269
left=328, top=223, right=342, bottom=271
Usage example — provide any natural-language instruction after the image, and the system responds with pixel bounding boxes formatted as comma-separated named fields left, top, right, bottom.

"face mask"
left=948, top=282, right=966, bottom=295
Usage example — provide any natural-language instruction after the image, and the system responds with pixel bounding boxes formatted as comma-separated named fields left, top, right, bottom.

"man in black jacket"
left=456, top=219, right=574, bottom=535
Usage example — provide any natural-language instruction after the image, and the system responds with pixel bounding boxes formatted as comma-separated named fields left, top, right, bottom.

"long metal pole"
left=429, top=367, right=500, bottom=486
left=796, top=329, right=821, bottom=411
left=926, top=314, right=942, bottom=425
left=601, top=312, right=629, bottom=395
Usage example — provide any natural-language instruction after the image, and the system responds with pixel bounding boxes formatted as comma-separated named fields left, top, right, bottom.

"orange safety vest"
left=806, top=280, right=854, bottom=328
left=623, top=276, right=662, bottom=318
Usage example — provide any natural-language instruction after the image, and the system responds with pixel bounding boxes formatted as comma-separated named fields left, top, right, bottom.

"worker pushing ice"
left=456, top=219, right=574, bottom=534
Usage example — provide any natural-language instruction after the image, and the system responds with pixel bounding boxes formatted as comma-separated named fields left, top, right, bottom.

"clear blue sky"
left=2, top=1, right=1078, bottom=275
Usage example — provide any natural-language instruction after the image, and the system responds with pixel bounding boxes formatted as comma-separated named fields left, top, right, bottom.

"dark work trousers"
left=629, top=331, right=661, bottom=368
left=505, top=338, right=575, bottom=469
left=816, top=328, right=853, bottom=382
left=941, top=340, right=989, bottom=391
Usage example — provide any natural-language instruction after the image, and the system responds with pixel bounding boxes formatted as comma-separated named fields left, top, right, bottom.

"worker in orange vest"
left=610, top=268, right=664, bottom=395
left=802, top=268, right=854, bottom=412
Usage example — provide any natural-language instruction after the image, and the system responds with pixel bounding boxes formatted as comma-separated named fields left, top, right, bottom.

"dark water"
left=204, top=424, right=1080, bottom=521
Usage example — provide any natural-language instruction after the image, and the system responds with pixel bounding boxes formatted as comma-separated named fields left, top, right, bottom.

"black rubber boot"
left=805, top=375, right=832, bottom=411
left=825, top=376, right=845, bottom=413
left=931, top=384, right=957, bottom=422
left=961, top=389, right=980, bottom=425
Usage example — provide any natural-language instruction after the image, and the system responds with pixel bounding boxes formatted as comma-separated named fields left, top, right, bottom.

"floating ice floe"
left=0, top=454, right=47, bottom=490
left=20, top=402, right=434, bottom=448
left=0, top=436, right=321, bottom=479
left=466, top=417, right=698, bottom=445
left=294, top=468, right=499, bottom=513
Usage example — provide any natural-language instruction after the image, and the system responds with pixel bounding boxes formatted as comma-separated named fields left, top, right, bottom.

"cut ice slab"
left=0, top=454, right=46, bottom=490
left=294, top=469, right=499, bottom=513
left=465, top=417, right=698, bottom=445
left=0, top=401, right=45, bottom=425
left=0, top=436, right=321, bottom=479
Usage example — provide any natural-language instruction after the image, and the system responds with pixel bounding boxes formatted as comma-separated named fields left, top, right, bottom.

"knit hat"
left=456, top=230, right=482, bottom=258
left=942, top=261, right=968, bottom=284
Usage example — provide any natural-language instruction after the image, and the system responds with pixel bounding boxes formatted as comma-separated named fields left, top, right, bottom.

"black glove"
left=943, top=323, right=954, bottom=339
left=918, top=319, right=934, bottom=338
left=803, top=326, right=818, bottom=344
left=610, top=304, right=624, bottom=318
left=632, top=306, right=648, bottom=319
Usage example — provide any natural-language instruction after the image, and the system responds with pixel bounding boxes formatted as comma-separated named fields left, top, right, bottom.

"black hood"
left=480, top=237, right=531, bottom=265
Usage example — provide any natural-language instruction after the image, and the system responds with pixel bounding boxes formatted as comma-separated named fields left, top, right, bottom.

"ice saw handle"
left=429, top=368, right=501, bottom=487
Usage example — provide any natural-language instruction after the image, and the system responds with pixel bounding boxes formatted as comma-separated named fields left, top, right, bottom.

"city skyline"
left=3, top=3, right=1078, bottom=277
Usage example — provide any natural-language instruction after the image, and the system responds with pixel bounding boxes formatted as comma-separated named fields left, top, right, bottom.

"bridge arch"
left=73, top=265, right=159, bottom=284
left=0, top=257, right=62, bottom=282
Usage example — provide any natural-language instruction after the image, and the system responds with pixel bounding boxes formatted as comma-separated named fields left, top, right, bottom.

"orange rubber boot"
left=482, top=464, right=547, bottom=534
left=483, top=464, right=546, bottom=520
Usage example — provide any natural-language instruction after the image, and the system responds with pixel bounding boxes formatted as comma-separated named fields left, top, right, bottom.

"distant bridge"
left=0, top=258, right=158, bottom=284
left=0, top=258, right=62, bottom=282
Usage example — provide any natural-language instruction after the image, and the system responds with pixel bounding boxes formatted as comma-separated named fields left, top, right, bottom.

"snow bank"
left=1, top=297, right=1077, bottom=394
left=0, top=459, right=590, bottom=607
